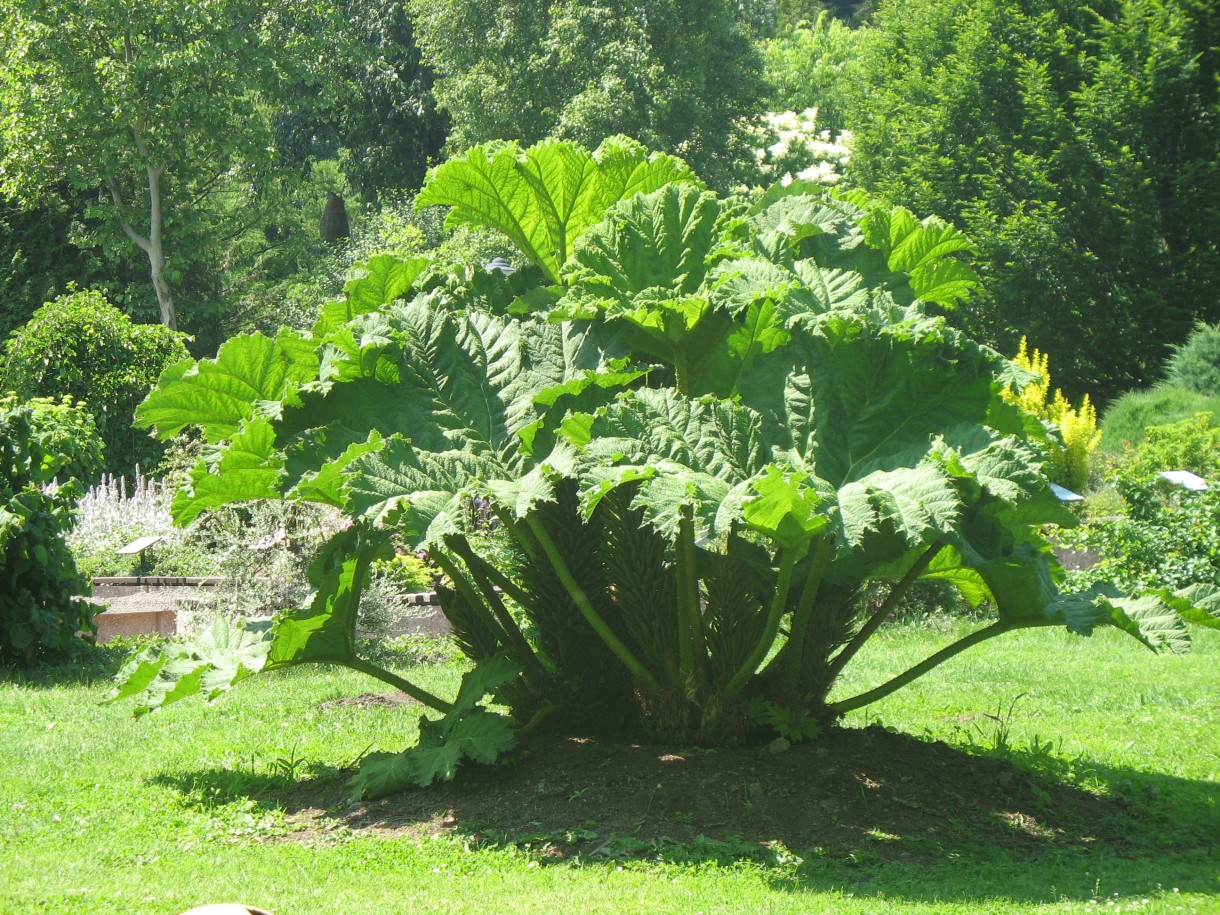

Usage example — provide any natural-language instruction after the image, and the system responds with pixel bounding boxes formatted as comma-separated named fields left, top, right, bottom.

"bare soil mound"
left=284, top=723, right=1130, bottom=864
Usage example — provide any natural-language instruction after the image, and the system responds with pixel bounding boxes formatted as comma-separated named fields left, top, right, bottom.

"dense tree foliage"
left=760, top=11, right=863, bottom=131
left=0, top=197, right=85, bottom=341
left=0, top=0, right=330, bottom=332
left=275, top=0, right=449, bottom=203
left=844, top=0, right=1220, bottom=402
left=406, top=0, right=769, bottom=188
left=330, top=0, right=449, bottom=201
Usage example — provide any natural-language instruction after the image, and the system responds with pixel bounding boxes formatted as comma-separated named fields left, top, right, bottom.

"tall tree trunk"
left=108, top=117, right=178, bottom=330
left=145, top=163, right=176, bottom=330
left=149, top=249, right=176, bottom=329
left=107, top=165, right=177, bottom=330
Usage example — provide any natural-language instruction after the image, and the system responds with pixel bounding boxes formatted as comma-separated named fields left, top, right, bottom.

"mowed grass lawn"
left=1, top=622, right=1216, bottom=915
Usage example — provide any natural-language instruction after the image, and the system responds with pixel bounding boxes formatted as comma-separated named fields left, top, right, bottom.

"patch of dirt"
left=317, top=692, right=422, bottom=710
left=277, top=722, right=1131, bottom=863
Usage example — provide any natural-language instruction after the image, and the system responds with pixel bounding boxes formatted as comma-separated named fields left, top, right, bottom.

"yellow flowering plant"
left=1003, top=338, right=1101, bottom=493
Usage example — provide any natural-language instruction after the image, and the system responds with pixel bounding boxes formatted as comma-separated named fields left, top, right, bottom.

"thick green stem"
left=673, top=344, right=691, bottom=397
left=431, top=549, right=512, bottom=652
left=724, top=544, right=804, bottom=697
left=461, top=543, right=532, bottom=609
left=825, top=540, right=947, bottom=684
left=525, top=516, right=662, bottom=694
left=675, top=507, right=708, bottom=695
left=781, top=534, right=831, bottom=690
left=345, top=657, right=452, bottom=713
left=446, top=536, right=548, bottom=682
left=493, top=506, right=540, bottom=564
left=515, top=703, right=561, bottom=739
left=828, top=620, right=1031, bottom=716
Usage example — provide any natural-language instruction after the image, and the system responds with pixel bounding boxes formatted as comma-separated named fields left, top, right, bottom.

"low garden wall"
left=89, top=577, right=447, bottom=643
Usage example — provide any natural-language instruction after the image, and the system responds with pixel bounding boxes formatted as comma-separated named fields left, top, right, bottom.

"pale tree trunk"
left=144, top=163, right=176, bottom=330
left=106, top=121, right=178, bottom=330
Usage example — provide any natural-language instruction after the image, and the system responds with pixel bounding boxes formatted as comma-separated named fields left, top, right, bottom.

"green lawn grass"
left=1, top=623, right=1216, bottom=915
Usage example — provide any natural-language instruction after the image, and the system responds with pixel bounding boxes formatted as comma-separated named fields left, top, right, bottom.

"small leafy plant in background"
left=373, top=551, right=436, bottom=595
left=1105, top=412, right=1220, bottom=484
left=1062, top=486, right=1220, bottom=595
left=1, top=394, right=103, bottom=662
left=1061, top=412, right=1220, bottom=597
left=108, top=137, right=1220, bottom=798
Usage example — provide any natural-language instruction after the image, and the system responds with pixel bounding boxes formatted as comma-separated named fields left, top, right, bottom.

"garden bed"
left=89, top=577, right=448, bottom=642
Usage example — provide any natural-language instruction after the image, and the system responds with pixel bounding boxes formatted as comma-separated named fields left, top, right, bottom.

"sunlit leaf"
left=418, top=136, right=696, bottom=283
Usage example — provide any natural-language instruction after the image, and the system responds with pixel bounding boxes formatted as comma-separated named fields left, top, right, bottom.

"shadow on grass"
left=151, top=761, right=348, bottom=809
left=0, top=637, right=158, bottom=688
left=148, top=726, right=1219, bottom=905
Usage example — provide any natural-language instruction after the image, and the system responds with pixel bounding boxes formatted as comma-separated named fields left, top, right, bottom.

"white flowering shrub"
left=67, top=472, right=204, bottom=579
left=748, top=107, right=853, bottom=187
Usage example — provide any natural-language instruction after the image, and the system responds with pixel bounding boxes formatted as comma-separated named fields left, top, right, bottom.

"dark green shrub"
left=1166, top=321, right=1220, bottom=397
left=0, top=198, right=86, bottom=342
left=1, top=394, right=104, bottom=663
left=1062, top=485, right=1220, bottom=595
left=1100, top=385, right=1220, bottom=451
left=1058, top=495, right=1220, bottom=595
left=0, top=289, right=190, bottom=479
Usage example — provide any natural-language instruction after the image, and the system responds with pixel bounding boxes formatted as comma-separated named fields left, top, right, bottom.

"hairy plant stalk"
left=445, top=535, right=548, bottom=681
left=525, top=515, right=661, bottom=693
left=675, top=508, right=708, bottom=695
left=827, top=620, right=1031, bottom=716
left=724, top=544, right=804, bottom=697
left=345, top=657, right=452, bottom=713
left=492, top=507, right=541, bottom=563
left=431, top=549, right=519, bottom=660
left=825, top=539, right=947, bottom=684
left=673, top=345, right=691, bottom=397
left=781, top=534, right=832, bottom=690
left=456, top=540, right=532, bottom=609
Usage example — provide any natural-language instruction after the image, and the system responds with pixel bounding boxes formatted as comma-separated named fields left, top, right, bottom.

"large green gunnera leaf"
left=854, top=199, right=980, bottom=307
left=417, top=136, right=697, bottom=284
left=136, top=329, right=317, bottom=442
left=562, top=183, right=723, bottom=311
left=314, top=255, right=434, bottom=335
left=102, top=615, right=273, bottom=716
left=570, top=388, right=769, bottom=540
left=741, top=313, right=997, bottom=487
left=171, top=418, right=284, bottom=525
left=267, top=525, right=392, bottom=667
left=347, top=655, right=521, bottom=799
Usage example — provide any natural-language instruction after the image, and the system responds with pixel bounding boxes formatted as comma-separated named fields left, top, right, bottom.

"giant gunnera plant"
left=108, top=137, right=1220, bottom=798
